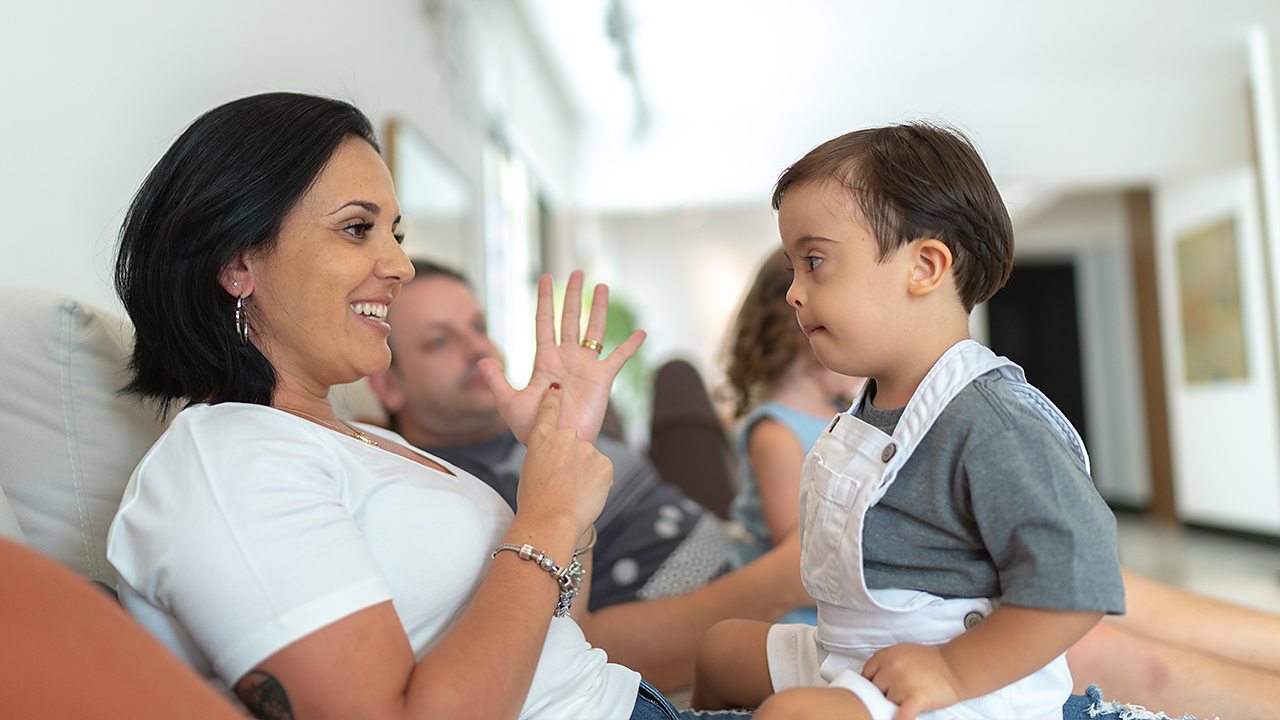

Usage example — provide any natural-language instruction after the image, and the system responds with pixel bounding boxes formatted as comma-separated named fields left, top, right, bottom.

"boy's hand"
left=861, top=642, right=960, bottom=720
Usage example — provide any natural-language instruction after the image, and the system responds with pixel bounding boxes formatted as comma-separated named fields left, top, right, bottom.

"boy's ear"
left=907, top=239, right=953, bottom=297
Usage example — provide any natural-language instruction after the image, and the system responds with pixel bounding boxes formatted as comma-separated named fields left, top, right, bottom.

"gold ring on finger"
left=581, top=338, right=604, bottom=355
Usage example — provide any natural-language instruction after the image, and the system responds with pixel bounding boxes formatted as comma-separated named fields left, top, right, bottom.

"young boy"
left=692, top=123, right=1125, bottom=720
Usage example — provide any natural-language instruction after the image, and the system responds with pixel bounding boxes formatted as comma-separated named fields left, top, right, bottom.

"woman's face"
left=239, top=136, right=414, bottom=402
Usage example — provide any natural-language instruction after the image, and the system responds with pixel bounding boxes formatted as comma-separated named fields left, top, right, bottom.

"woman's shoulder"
left=170, top=402, right=325, bottom=436
left=151, top=402, right=340, bottom=465
left=741, top=402, right=831, bottom=444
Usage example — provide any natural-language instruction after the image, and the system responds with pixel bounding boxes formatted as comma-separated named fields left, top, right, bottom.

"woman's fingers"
left=559, top=270, right=584, bottom=345
left=477, top=358, right=515, bottom=406
left=602, top=329, right=647, bottom=374
left=581, top=283, right=609, bottom=350
left=534, top=274, right=555, bottom=347
left=530, top=382, right=561, bottom=441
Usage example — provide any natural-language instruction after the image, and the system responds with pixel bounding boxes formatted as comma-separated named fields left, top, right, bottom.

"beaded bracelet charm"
left=491, top=542, right=586, bottom=617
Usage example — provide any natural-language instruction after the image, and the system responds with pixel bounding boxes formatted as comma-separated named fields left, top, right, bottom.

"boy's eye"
left=806, top=256, right=824, bottom=271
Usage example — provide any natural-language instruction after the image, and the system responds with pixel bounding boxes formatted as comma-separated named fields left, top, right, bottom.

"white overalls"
left=767, top=340, right=1089, bottom=720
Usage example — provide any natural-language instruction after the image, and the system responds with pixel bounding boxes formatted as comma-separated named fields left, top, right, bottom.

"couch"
left=0, top=288, right=242, bottom=717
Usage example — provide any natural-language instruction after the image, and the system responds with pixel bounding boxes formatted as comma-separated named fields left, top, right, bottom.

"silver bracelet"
left=573, top=525, right=598, bottom=558
left=491, top=542, right=585, bottom=617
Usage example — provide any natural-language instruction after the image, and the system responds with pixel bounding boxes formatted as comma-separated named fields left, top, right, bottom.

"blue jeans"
left=628, top=680, right=753, bottom=719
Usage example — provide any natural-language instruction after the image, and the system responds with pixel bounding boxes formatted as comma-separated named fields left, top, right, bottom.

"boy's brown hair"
left=771, top=122, right=1013, bottom=311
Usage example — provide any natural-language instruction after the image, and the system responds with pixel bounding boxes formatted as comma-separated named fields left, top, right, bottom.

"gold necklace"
left=279, top=406, right=380, bottom=448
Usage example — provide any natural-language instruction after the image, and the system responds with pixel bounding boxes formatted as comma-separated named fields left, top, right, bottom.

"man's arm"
left=581, top=532, right=809, bottom=690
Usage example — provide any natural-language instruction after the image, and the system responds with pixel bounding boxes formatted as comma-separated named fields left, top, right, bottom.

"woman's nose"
left=380, top=235, right=415, bottom=283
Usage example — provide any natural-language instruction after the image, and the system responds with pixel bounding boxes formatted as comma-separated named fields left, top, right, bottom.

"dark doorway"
left=986, top=261, right=1088, bottom=442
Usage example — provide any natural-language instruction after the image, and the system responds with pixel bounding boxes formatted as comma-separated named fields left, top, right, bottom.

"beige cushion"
left=331, top=377, right=389, bottom=427
left=0, top=486, right=25, bottom=543
left=0, top=289, right=167, bottom=583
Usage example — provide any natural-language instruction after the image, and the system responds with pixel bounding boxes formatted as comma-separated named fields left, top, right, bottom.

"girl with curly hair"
left=722, top=253, right=863, bottom=624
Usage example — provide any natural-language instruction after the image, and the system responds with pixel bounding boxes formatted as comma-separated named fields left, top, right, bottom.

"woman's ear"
left=218, top=254, right=254, bottom=298
left=907, top=239, right=953, bottom=297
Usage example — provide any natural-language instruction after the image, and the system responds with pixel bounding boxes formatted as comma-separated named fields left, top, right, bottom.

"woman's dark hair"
left=772, top=121, right=1013, bottom=312
left=724, top=253, right=808, bottom=417
left=115, top=92, right=378, bottom=407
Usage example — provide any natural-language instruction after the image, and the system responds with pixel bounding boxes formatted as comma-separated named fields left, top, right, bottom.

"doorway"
left=985, top=261, right=1088, bottom=443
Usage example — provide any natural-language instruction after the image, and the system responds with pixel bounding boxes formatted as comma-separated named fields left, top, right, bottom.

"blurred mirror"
left=384, top=118, right=475, bottom=272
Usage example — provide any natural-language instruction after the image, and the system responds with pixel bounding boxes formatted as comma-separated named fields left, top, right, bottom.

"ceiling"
left=517, top=0, right=1275, bottom=216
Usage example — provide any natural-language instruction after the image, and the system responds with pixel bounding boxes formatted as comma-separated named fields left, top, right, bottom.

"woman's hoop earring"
left=234, top=295, right=249, bottom=345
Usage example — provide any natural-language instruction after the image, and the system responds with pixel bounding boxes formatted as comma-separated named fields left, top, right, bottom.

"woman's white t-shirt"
left=107, top=403, right=640, bottom=719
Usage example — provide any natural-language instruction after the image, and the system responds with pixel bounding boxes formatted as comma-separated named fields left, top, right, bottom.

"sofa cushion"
left=0, top=289, right=167, bottom=583
left=0, top=486, right=25, bottom=543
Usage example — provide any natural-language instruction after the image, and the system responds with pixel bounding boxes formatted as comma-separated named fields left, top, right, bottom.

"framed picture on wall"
left=1175, top=217, right=1248, bottom=383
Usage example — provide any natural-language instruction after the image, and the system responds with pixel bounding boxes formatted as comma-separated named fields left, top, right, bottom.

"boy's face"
left=778, top=180, right=915, bottom=379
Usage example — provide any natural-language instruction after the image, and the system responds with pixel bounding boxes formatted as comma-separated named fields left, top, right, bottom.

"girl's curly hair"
left=724, top=253, right=807, bottom=417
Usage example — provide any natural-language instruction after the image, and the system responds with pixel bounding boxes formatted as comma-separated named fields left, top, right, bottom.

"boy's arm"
left=862, top=603, right=1102, bottom=720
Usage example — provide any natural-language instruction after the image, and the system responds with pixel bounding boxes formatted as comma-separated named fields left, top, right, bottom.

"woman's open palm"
left=478, top=271, right=645, bottom=444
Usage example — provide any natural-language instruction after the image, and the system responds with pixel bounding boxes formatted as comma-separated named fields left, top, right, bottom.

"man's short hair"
left=408, top=258, right=470, bottom=286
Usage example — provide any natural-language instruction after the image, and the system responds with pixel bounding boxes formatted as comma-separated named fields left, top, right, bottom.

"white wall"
left=0, top=0, right=575, bottom=318
left=594, top=192, right=1156, bottom=508
left=592, top=202, right=780, bottom=406
left=1155, top=168, right=1280, bottom=533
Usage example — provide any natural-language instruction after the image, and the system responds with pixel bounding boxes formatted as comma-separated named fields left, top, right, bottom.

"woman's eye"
left=806, top=256, right=824, bottom=271
left=343, top=222, right=374, bottom=239
left=393, top=231, right=406, bottom=245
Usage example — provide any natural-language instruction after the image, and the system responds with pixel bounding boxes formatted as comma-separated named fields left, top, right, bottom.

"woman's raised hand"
left=478, top=271, right=645, bottom=444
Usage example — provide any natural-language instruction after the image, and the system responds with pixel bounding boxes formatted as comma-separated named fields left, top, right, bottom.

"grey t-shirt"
left=854, top=371, right=1125, bottom=614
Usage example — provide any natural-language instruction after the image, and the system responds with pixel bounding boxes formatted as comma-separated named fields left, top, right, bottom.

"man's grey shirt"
left=427, top=431, right=731, bottom=610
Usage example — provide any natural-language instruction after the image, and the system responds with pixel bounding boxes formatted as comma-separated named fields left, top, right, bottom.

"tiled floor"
left=1116, top=512, right=1280, bottom=614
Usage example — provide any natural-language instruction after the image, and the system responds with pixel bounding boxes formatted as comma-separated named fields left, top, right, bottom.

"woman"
left=106, top=92, right=730, bottom=720
left=722, top=253, right=863, bottom=624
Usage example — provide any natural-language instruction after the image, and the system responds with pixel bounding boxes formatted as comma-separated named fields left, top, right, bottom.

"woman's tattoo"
left=237, top=670, right=295, bottom=720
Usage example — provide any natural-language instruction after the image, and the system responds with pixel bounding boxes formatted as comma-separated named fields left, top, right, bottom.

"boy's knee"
left=693, top=619, right=773, bottom=710
left=757, top=687, right=869, bottom=720
left=696, top=619, right=760, bottom=677
left=703, top=619, right=759, bottom=647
